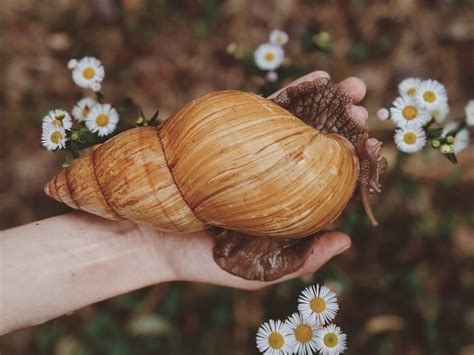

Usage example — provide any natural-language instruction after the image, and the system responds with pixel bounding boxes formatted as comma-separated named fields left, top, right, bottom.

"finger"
left=339, top=77, right=366, bottom=104
left=268, top=70, right=330, bottom=99
left=269, top=232, right=351, bottom=284
left=350, top=105, right=368, bottom=127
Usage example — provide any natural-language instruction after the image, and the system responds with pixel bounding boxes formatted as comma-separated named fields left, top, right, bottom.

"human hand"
left=144, top=70, right=369, bottom=290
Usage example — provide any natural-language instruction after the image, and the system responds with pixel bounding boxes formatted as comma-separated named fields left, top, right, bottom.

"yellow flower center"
left=295, top=324, right=313, bottom=343
left=268, top=332, right=284, bottom=349
left=51, top=119, right=63, bottom=126
left=407, top=87, right=416, bottom=95
left=83, top=67, right=96, bottom=80
left=423, top=90, right=436, bottom=103
left=403, top=132, right=417, bottom=145
left=264, top=52, right=275, bottom=61
left=82, top=106, right=91, bottom=118
left=96, top=114, right=109, bottom=127
left=323, top=332, right=339, bottom=348
left=310, top=297, right=326, bottom=313
left=402, top=106, right=417, bottom=120
left=50, top=130, right=63, bottom=144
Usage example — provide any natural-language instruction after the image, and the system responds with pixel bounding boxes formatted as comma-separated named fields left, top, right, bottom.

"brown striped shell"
left=45, top=90, right=359, bottom=239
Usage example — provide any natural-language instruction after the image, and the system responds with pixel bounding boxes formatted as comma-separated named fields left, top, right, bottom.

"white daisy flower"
left=42, top=109, right=73, bottom=131
left=315, top=324, right=347, bottom=355
left=398, top=77, right=421, bottom=97
left=298, top=285, right=339, bottom=326
left=442, top=122, right=470, bottom=154
left=256, top=319, right=296, bottom=355
left=85, top=103, right=119, bottom=137
left=416, top=79, right=448, bottom=111
left=71, top=57, right=105, bottom=90
left=254, top=43, right=284, bottom=71
left=430, top=103, right=450, bottom=124
left=465, top=99, right=474, bottom=126
left=72, top=97, right=98, bottom=123
left=390, top=96, right=431, bottom=128
left=269, top=30, right=289, bottom=46
left=285, top=313, right=320, bottom=355
left=41, top=125, right=68, bottom=151
left=394, top=124, right=427, bottom=154
left=376, top=108, right=390, bottom=121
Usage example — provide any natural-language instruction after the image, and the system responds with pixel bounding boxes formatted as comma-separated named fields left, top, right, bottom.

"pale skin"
left=0, top=71, right=369, bottom=335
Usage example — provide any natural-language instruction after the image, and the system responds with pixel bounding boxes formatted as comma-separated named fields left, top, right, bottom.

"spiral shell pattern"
left=45, top=91, right=359, bottom=238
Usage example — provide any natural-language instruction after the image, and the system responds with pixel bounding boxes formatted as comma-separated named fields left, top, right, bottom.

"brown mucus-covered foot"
left=271, top=77, right=388, bottom=226
left=211, top=227, right=321, bottom=281
left=211, top=78, right=388, bottom=281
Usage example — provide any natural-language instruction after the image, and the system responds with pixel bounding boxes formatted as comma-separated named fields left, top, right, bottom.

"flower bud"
left=440, top=144, right=454, bottom=154
left=266, top=71, right=278, bottom=82
left=376, top=108, right=390, bottom=121
left=313, top=31, right=331, bottom=50
left=431, top=139, right=441, bottom=148
left=136, top=116, right=146, bottom=126
left=446, top=135, right=455, bottom=144
left=67, top=59, right=78, bottom=70
left=226, top=42, right=237, bottom=55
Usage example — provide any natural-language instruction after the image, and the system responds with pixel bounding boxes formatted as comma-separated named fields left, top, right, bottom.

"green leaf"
left=148, top=110, right=160, bottom=125
left=138, top=107, right=145, bottom=119
left=443, top=152, right=458, bottom=164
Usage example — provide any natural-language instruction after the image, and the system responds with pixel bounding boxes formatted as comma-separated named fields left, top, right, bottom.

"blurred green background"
left=0, top=0, right=473, bottom=354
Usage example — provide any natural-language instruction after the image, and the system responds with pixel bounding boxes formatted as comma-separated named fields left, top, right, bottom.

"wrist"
left=131, top=222, right=178, bottom=284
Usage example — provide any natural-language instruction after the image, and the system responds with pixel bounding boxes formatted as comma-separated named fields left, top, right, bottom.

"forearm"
left=0, top=212, right=173, bottom=335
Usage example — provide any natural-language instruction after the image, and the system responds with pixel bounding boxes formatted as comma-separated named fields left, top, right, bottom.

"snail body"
left=46, top=90, right=358, bottom=238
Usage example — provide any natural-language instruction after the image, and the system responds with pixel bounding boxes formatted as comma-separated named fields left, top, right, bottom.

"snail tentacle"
left=356, top=137, right=388, bottom=227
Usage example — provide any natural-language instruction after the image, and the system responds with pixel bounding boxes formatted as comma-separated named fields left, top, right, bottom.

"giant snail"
left=45, top=78, right=388, bottom=281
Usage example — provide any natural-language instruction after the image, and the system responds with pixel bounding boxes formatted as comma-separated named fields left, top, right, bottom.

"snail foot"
left=210, top=227, right=321, bottom=281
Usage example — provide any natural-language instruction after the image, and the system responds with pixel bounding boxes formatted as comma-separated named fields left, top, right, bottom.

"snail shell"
left=45, top=90, right=359, bottom=238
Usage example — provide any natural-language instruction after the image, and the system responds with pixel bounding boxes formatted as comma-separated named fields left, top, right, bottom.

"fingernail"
left=336, top=242, right=351, bottom=255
